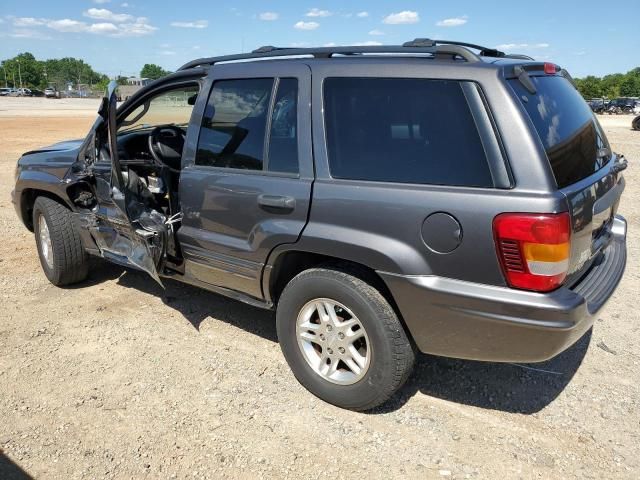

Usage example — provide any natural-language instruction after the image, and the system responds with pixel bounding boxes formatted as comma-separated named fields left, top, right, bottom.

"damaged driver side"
left=71, top=80, right=200, bottom=284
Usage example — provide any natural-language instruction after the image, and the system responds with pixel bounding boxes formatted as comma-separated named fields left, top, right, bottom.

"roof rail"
left=178, top=42, right=483, bottom=71
left=403, top=39, right=534, bottom=60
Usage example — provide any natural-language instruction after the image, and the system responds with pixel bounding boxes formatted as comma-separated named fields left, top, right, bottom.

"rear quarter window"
left=323, top=78, right=494, bottom=187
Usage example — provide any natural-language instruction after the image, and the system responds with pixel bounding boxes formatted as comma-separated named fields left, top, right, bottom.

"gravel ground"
left=0, top=106, right=639, bottom=479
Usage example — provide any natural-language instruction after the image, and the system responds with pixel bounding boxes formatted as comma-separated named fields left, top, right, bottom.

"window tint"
left=196, top=78, right=273, bottom=170
left=509, top=76, right=611, bottom=188
left=323, top=78, right=493, bottom=187
left=268, top=78, right=299, bottom=174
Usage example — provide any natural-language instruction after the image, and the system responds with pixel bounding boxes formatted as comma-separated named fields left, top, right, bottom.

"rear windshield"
left=509, top=75, right=611, bottom=188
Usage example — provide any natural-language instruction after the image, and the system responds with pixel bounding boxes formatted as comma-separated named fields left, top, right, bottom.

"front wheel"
left=33, top=197, right=89, bottom=286
left=276, top=267, right=415, bottom=411
left=632, top=115, right=640, bottom=131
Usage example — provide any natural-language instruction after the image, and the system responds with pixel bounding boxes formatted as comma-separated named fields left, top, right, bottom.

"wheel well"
left=269, top=251, right=402, bottom=320
left=20, top=189, right=70, bottom=231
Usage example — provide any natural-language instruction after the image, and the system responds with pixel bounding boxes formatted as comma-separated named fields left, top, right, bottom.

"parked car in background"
left=607, top=97, right=639, bottom=114
left=0, top=87, right=12, bottom=96
left=11, top=40, right=629, bottom=410
left=16, top=88, right=33, bottom=96
left=588, top=98, right=608, bottom=113
left=1, top=88, right=19, bottom=96
left=44, top=87, right=59, bottom=98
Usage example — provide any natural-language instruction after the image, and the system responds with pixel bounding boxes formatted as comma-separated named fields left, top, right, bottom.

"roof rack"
left=178, top=39, right=533, bottom=71
left=403, top=39, right=534, bottom=60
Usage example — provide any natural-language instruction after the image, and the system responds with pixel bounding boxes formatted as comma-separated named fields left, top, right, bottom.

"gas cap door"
left=420, top=212, right=463, bottom=254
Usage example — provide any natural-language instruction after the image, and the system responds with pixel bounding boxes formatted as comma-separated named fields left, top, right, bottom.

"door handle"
left=257, top=194, right=296, bottom=210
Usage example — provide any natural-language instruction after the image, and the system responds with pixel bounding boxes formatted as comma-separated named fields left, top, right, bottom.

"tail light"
left=493, top=212, right=571, bottom=292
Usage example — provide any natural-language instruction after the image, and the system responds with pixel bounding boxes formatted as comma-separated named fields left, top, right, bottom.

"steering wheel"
left=148, top=125, right=186, bottom=171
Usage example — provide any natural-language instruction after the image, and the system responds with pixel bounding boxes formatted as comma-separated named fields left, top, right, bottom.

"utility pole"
left=17, top=60, right=23, bottom=91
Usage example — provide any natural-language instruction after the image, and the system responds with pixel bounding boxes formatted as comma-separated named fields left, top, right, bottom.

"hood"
left=23, top=138, right=84, bottom=156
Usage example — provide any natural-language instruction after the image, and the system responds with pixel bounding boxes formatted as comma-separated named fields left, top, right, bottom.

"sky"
left=1, top=0, right=638, bottom=79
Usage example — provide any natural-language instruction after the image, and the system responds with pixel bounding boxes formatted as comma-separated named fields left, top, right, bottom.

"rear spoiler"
left=505, top=62, right=577, bottom=94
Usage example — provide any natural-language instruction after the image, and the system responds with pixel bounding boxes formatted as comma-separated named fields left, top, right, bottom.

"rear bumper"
left=380, top=215, right=627, bottom=363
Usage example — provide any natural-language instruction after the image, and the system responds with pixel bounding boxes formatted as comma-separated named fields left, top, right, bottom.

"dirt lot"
left=0, top=99, right=639, bottom=479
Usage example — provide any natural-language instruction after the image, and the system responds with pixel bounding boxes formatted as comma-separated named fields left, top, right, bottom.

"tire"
left=33, top=197, right=89, bottom=286
left=276, top=267, right=415, bottom=411
left=632, top=115, right=640, bottom=131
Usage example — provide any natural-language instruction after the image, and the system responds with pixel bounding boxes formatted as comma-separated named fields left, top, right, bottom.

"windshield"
left=509, top=75, right=611, bottom=188
left=119, top=86, right=199, bottom=133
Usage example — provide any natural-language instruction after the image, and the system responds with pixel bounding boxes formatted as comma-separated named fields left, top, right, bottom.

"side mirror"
left=187, top=94, right=197, bottom=106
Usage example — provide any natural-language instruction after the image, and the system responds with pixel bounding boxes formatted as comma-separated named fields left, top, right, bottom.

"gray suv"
left=11, top=40, right=628, bottom=410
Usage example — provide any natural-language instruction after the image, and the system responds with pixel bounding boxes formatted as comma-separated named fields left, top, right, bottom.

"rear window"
left=323, top=78, right=493, bottom=187
left=509, top=75, right=611, bottom=188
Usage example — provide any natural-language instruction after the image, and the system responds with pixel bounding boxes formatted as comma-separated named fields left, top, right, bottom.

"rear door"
left=508, top=72, right=626, bottom=280
left=178, top=62, right=312, bottom=299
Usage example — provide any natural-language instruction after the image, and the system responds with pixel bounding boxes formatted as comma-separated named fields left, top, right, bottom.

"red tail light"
left=493, top=212, right=571, bottom=292
left=543, top=62, right=558, bottom=75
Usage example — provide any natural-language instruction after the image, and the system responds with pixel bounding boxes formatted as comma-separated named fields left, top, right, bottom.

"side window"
left=323, top=78, right=493, bottom=187
left=196, top=78, right=273, bottom=170
left=267, top=78, right=299, bottom=174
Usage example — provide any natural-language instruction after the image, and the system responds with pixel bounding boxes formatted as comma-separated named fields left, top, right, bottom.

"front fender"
left=13, top=169, right=76, bottom=229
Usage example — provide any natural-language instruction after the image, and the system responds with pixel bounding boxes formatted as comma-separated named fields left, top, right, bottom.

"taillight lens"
left=493, top=212, right=571, bottom=292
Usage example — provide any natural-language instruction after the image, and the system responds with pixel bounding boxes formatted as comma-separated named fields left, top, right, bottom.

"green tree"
left=140, top=63, right=170, bottom=80
left=575, top=75, right=602, bottom=99
left=1, top=52, right=42, bottom=88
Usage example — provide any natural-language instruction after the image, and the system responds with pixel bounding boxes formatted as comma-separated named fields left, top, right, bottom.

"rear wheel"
left=632, top=115, right=640, bottom=131
left=33, top=197, right=89, bottom=286
left=276, top=267, right=415, bottom=411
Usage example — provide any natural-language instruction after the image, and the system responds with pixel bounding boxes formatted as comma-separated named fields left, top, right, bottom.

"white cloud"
left=436, top=16, right=468, bottom=27
left=306, top=8, right=331, bottom=18
left=93, top=0, right=111, bottom=3
left=160, top=50, right=176, bottom=55
left=8, top=29, right=52, bottom=40
left=294, top=21, right=319, bottom=30
left=383, top=11, right=419, bottom=25
left=258, top=12, right=279, bottom=21
left=170, top=20, right=208, bottom=28
left=44, top=16, right=156, bottom=36
left=353, top=40, right=383, bottom=46
left=121, top=2, right=130, bottom=7
left=496, top=42, right=550, bottom=50
left=83, top=8, right=133, bottom=22
left=356, top=12, right=369, bottom=18
left=323, top=42, right=337, bottom=47
left=47, top=19, right=88, bottom=33
left=12, top=17, right=47, bottom=27
left=369, top=29, right=384, bottom=36
left=116, top=21, right=156, bottom=36
left=87, top=22, right=119, bottom=34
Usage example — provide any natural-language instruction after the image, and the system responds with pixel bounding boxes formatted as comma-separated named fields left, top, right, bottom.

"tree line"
left=573, top=67, right=640, bottom=99
left=0, top=52, right=171, bottom=92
